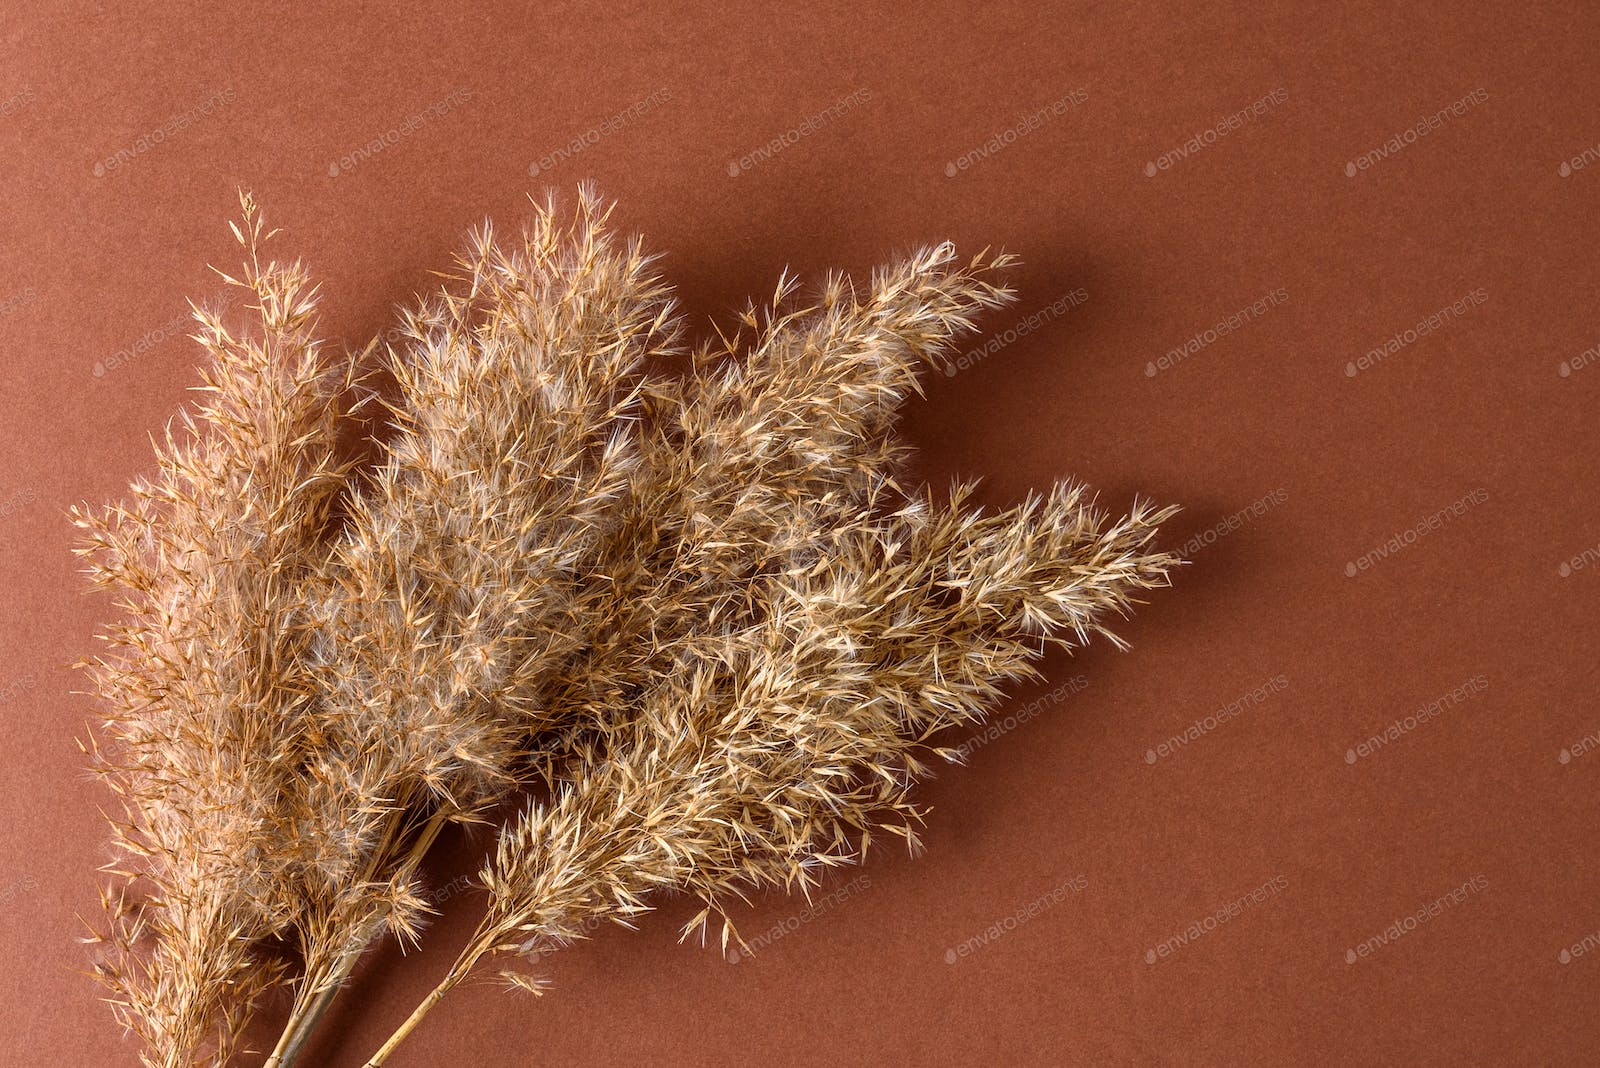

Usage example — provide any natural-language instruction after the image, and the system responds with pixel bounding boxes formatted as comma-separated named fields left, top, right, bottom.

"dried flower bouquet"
left=76, top=190, right=1177, bottom=1067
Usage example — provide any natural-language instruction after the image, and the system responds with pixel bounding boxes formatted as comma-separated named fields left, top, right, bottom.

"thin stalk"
left=363, top=933, right=491, bottom=1068
left=263, top=958, right=336, bottom=1068
left=265, top=808, right=452, bottom=1068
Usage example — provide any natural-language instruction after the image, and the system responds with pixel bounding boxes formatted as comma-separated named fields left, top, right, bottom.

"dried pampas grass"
left=76, top=189, right=1178, bottom=1067
left=75, top=194, right=352, bottom=1064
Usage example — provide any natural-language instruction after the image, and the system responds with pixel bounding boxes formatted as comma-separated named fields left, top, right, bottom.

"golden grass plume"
left=76, top=189, right=1178, bottom=1067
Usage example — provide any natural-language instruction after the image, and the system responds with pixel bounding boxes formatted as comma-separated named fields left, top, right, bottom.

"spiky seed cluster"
left=476, top=487, right=1175, bottom=964
left=265, top=196, right=683, bottom=1059
left=77, top=190, right=1177, bottom=1068
left=75, top=193, right=352, bottom=1065
left=524, top=241, right=1020, bottom=780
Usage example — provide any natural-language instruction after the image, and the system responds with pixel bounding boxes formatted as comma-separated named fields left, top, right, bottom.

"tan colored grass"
left=77, top=190, right=1178, bottom=1067
left=75, top=193, right=353, bottom=1066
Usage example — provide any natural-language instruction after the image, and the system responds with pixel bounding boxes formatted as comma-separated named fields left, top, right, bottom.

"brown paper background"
left=2, top=2, right=1597, bottom=1064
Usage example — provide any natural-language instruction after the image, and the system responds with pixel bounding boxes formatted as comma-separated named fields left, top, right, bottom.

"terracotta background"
left=2, top=2, right=1598, bottom=1064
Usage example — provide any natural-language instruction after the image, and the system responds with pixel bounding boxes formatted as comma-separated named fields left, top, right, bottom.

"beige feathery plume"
left=527, top=241, right=1019, bottom=769
left=263, top=190, right=682, bottom=1066
left=359, top=244, right=1177, bottom=1062
left=365, top=485, right=1174, bottom=1063
left=78, top=192, right=1178, bottom=1067
left=75, top=193, right=352, bottom=1067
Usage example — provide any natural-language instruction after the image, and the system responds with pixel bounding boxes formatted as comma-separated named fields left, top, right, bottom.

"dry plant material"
left=75, top=194, right=351, bottom=1065
left=262, top=194, right=678, bottom=1067
left=77, top=191, right=1178, bottom=1068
